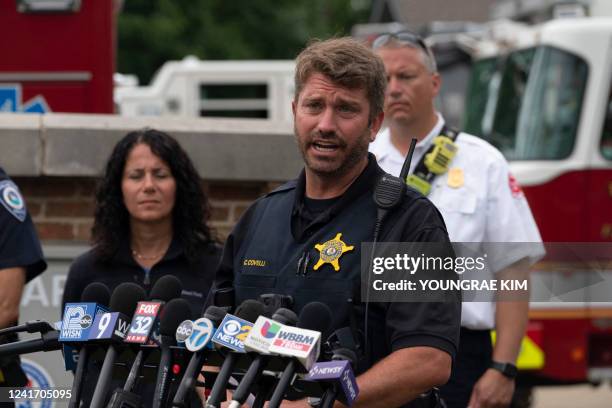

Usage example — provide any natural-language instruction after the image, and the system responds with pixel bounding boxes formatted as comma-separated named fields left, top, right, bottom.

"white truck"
left=115, top=56, right=296, bottom=124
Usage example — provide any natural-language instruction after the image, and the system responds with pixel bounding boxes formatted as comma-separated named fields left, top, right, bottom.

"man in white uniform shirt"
left=370, top=32, right=544, bottom=408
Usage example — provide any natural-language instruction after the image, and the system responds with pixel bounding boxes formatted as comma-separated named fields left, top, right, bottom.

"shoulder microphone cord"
left=364, top=138, right=417, bottom=363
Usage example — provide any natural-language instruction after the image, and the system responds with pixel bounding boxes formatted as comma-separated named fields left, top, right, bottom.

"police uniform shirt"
left=0, top=167, right=46, bottom=389
left=214, top=154, right=461, bottom=371
left=370, top=114, right=544, bottom=330
left=0, top=167, right=46, bottom=281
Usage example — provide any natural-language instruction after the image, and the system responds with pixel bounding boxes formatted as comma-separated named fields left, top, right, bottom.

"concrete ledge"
left=0, top=114, right=43, bottom=176
left=1, top=113, right=303, bottom=181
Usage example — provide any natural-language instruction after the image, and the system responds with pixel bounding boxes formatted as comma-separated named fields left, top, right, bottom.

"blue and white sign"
left=0, top=84, right=20, bottom=112
left=0, top=84, right=50, bottom=113
left=175, top=320, right=194, bottom=345
left=185, top=317, right=214, bottom=352
left=88, top=312, right=130, bottom=341
left=0, top=180, right=27, bottom=222
left=211, top=314, right=253, bottom=352
left=59, top=303, right=107, bottom=342
left=22, top=95, right=50, bottom=113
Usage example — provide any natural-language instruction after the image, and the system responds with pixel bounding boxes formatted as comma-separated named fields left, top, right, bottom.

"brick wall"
left=14, top=177, right=281, bottom=244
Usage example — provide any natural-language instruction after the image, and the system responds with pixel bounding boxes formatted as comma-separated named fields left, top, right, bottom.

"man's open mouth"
left=312, top=141, right=341, bottom=152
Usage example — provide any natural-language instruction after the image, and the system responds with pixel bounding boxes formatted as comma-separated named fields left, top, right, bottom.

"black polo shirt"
left=214, top=154, right=460, bottom=369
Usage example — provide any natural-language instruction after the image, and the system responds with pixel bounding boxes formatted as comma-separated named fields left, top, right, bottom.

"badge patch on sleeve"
left=0, top=180, right=27, bottom=222
left=313, top=233, right=354, bottom=272
left=508, top=174, right=523, bottom=198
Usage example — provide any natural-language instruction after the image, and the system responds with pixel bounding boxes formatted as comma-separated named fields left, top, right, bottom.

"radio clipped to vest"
left=406, top=126, right=459, bottom=196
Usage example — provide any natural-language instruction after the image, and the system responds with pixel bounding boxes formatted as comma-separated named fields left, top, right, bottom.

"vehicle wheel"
left=511, top=386, right=533, bottom=408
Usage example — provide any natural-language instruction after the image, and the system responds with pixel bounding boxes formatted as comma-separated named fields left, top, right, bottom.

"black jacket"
left=62, top=237, right=220, bottom=407
left=63, top=238, right=220, bottom=318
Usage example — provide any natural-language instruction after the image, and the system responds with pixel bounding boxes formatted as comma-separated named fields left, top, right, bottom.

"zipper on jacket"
left=143, top=267, right=151, bottom=286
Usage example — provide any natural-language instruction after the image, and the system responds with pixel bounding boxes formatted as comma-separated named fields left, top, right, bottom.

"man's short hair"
left=372, top=32, right=438, bottom=74
left=294, top=37, right=387, bottom=123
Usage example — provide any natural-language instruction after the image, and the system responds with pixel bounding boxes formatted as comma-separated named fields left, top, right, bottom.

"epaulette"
left=263, top=179, right=298, bottom=197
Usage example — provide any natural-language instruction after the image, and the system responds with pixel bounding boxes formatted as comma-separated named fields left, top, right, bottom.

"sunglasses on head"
left=372, top=31, right=429, bottom=53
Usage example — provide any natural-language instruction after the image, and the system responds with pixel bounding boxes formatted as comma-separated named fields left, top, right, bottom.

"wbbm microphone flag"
left=268, top=326, right=321, bottom=370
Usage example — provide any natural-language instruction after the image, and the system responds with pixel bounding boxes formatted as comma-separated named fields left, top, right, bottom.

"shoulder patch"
left=0, top=180, right=27, bottom=222
left=508, top=174, right=523, bottom=198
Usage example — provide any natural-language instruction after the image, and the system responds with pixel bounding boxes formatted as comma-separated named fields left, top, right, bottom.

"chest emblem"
left=447, top=167, right=464, bottom=188
left=313, top=233, right=354, bottom=272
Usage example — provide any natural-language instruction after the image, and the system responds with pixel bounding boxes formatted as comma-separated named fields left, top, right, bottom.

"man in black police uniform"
left=0, top=167, right=47, bottom=407
left=213, top=37, right=460, bottom=407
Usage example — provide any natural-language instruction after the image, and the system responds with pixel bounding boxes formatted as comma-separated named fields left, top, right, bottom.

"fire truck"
left=0, top=0, right=115, bottom=114
left=461, top=16, right=612, bottom=405
left=0, top=0, right=294, bottom=123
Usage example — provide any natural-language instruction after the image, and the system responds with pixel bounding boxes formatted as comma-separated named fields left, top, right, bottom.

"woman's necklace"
left=131, top=248, right=164, bottom=261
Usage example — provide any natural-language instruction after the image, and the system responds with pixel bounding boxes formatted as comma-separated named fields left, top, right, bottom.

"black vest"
left=226, top=169, right=458, bottom=406
left=232, top=179, right=403, bottom=372
left=233, top=180, right=377, bottom=333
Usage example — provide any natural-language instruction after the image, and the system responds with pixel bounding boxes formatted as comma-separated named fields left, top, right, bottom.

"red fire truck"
left=0, top=0, right=115, bottom=114
left=462, top=17, right=612, bottom=405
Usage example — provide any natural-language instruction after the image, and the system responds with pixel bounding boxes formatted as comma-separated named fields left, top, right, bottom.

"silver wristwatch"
left=307, top=397, right=322, bottom=407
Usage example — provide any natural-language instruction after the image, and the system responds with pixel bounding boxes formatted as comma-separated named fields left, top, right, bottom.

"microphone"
left=0, top=330, right=60, bottom=357
left=67, top=282, right=111, bottom=408
left=267, top=302, right=332, bottom=408
left=107, top=275, right=184, bottom=407
left=172, top=306, right=226, bottom=407
left=60, top=282, right=112, bottom=372
left=228, top=308, right=298, bottom=408
left=258, top=293, right=293, bottom=317
left=213, top=287, right=235, bottom=313
left=152, top=298, right=193, bottom=408
left=0, top=287, right=113, bottom=357
left=0, top=279, right=105, bottom=337
left=59, top=287, right=110, bottom=343
left=89, top=283, right=147, bottom=408
left=0, top=320, right=56, bottom=336
left=151, top=274, right=184, bottom=301
left=317, top=328, right=360, bottom=408
left=205, top=299, right=265, bottom=408
left=125, top=274, right=183, bottom=344
left=81, top=282, right=112, bottom=306
left=122, top=275, right=184, bottom=391
left=175, top=320, right=194, bottom=347
left=307, top=360, right=359, bottom=408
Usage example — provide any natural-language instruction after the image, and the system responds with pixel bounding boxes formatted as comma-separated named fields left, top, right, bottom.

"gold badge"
left=313, top=233, right=354, bottom=272
left=447, top=167, right=464, bottom=188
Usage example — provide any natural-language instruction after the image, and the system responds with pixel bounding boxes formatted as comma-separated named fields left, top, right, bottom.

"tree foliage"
left=117, top=0, right=371, bottom=84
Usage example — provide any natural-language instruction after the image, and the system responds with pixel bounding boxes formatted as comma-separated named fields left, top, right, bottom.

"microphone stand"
left=0, top=330, right=60, bottom=357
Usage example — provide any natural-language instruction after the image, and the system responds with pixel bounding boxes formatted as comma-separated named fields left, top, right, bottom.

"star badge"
left=313, top=233, right=354, bottom=272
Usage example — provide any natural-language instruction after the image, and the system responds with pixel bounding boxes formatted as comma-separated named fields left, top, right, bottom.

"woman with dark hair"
left=63, top=128, right=220, bottom=318
left=62, top=129, right=219, bottom=407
